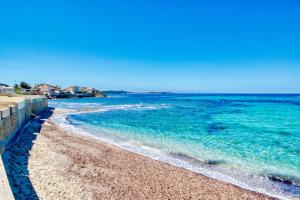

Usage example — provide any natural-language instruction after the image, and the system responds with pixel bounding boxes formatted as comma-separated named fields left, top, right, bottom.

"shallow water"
left=49, top=93, right=300, bottom=199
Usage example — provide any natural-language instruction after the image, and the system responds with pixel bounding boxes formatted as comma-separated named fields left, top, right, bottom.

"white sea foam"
left=53, top=103, right=169, bottom=115
left=106, top=95, right=128, bottom=98
left=50, top=102, right=102, bottom=110
left=51, top=108, right=295, bottom=200
left=94, top=104, right=168, bottom=111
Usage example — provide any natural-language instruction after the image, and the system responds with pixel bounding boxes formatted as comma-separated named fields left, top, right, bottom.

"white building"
left=37, top=84, right=57, bottom=97
left=86, top=88, right=95, bottom=94
left=65, top=86, right=80, bottom=94
left=0, top=84, right=15, bottom=95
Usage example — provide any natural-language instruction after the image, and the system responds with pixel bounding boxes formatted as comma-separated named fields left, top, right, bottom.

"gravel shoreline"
left=3, top=108, right=276, bottom=199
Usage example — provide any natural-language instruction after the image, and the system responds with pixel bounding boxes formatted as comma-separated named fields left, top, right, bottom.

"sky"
left=0, top=0, right=300, bottom=93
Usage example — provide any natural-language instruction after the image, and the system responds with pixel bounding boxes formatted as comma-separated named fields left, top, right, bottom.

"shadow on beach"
left=2, top=107, right=54, bottom=200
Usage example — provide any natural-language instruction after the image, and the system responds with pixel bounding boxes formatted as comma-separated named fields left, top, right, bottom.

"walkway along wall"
left=0, top=95, right=48, bottom=200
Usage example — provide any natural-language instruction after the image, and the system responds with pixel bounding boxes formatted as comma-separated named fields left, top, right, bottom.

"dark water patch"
left=207, top=123, right=226, bottom=133
left=230, top=99, right=300, bottom=106
left=202, top=114, right=212, bottom=121
left=227, top=109, right=243, bottom=114
left=229, top=103, right=250, bottom=107
left=278, top=131, right=292, bottom=136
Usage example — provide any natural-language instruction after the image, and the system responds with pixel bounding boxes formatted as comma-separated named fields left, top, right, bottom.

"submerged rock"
left=207, top=123, right=226, bottom=133
left=205, top=160, right=225, bottom=166
left=267, top=173, right=297, bottom=185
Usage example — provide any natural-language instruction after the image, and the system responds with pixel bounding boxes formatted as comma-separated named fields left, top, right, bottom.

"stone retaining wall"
left=0, top=96, right=48, bottom=152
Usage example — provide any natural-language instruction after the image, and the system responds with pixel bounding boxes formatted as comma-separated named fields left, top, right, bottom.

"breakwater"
left=0, top=95, right=47, bottom=200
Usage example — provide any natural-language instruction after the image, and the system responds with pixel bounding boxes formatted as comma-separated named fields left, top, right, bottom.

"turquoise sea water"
left=49, top=94, right=300, bottom=199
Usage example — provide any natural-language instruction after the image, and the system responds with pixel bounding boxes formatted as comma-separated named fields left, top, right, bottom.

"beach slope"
left=3, top=109, right=275, bottom=200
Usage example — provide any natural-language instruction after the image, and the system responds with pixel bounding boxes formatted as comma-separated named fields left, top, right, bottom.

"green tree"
left=20, top=81, right=31, bottom=89
left=14, top=84, right=21, bottom=94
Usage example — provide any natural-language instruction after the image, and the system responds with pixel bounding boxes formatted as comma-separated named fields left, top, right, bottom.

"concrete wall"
left=0, top=96, right=48, bottom=152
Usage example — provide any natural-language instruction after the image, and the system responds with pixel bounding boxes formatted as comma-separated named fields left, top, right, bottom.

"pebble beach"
left=2, top=108, right=275, bottom=200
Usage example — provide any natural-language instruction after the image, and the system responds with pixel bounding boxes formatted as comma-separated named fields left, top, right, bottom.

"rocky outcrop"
left=94, top=90, right=107, bottom=98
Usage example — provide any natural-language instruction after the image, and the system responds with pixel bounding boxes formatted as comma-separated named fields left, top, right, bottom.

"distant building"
left=36, top=84, right=58, bottom=98
left=0, top=83, right=15, bottom=95
left=86, top=88, right=95, bottom=94
left=64, top=86, right=80, bottom=94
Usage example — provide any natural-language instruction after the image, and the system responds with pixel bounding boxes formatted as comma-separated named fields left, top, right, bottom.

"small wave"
left=50, top=101, right=169, bottom=115
left=49, top=102, right=103, bottom=111
left=67, top=104, right=169, bottom=115
left=106, top=95, right=127, bottom=98
left=49, top=102, right=102, bottom=107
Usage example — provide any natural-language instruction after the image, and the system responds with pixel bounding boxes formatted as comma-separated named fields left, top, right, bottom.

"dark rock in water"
left=267, top=174, right=294, bottom=185
left=66, top=116, right=71, bottom=122
left=205, top=160, right=225, bottom=165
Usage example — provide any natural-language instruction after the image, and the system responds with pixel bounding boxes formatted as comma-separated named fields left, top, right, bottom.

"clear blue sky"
left=0, top=0, right=299, bottom=93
